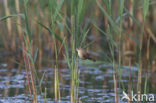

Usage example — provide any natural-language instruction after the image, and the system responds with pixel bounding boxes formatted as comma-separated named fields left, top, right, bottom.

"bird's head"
left=76, top=48, right=83, bottom=52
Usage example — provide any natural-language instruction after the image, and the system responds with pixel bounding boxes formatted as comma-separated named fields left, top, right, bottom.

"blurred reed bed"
left=0, top=0, right=156, bottom=102
left=0, top=0, right=155, bottom=66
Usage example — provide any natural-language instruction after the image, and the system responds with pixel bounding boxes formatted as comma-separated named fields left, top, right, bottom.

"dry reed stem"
left=3, top=0, right=10, bottom=50
left=23, top=42, right=38, bottom=103
left=15, top=0, right=23, bottom=41
left=27, top=50, right=37, bottom=103
left=146, top=28, right=156, bottom=43
left=152, top=61, right=156, bottom=89
left=122, top=0, right=136, bottom=65
left=2, top=36, right=9, bottom=50
left=3, top=0, right=12, bottom=36
left=23, top=43, right=33, bottom=97
left=3, top=0, right=16, bottom=51
left=146, top=35, right=150, bottom=62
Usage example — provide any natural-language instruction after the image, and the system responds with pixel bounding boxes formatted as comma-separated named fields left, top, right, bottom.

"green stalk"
left=137, top=0, right=149, bottom=96
left=118, top=0, right=125, bottom=98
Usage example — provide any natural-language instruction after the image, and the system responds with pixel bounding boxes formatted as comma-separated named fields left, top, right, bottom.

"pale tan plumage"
left=76, top=48, right=96, bottom=62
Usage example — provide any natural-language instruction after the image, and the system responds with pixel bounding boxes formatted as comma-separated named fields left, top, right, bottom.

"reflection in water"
left=0, top=63, right=155, bottom=103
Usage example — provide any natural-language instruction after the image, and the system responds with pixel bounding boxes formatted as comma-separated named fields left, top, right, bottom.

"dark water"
left=0, top=62, right=156, bottom=103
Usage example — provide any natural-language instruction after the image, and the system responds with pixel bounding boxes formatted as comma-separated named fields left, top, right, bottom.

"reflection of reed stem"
left=54, top=67, right=60, bottom=102
left=137, top=62, right=142, bottom=100
left=113, top=72, right=118, bottom=103
left=128, top=59, right=132, bottom=103
left=4, top=71, right=11, bottom=97
left=26, top=69, right=32, bottom=97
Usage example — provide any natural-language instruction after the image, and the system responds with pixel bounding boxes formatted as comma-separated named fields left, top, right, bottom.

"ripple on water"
left=0, top=64, right=155, bottom=102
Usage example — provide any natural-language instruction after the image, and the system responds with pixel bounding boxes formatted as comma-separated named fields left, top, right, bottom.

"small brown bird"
left=76, top=48, right=96, bottom=62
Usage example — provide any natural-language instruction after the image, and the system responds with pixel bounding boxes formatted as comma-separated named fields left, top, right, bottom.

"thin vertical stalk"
left=113, top=65, right=118, bottom=103
left=137, top=0, right=149, bottom=98
left=23, top=43, right=38, bottom=103
left=118, top=0, right=125, bottom=97
left=22, top=0, right=38, bottom=102
left=128, top=59, right=132, bottom=103
left=3, top=0, right=16, bottom=51
left=3, top=0, right=12, bottom=36
left=44, top=88, right=47, bottom=103
left=15, top=0, right=23, bottom=41
left=54, top=67, right=60, bottom=102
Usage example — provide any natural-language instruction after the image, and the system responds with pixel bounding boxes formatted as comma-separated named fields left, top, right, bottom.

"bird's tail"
left=88, top=57, right=96, bottom=62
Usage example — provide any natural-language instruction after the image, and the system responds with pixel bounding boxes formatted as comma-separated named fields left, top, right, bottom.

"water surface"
left=0, top=63, right=156, bottom=103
